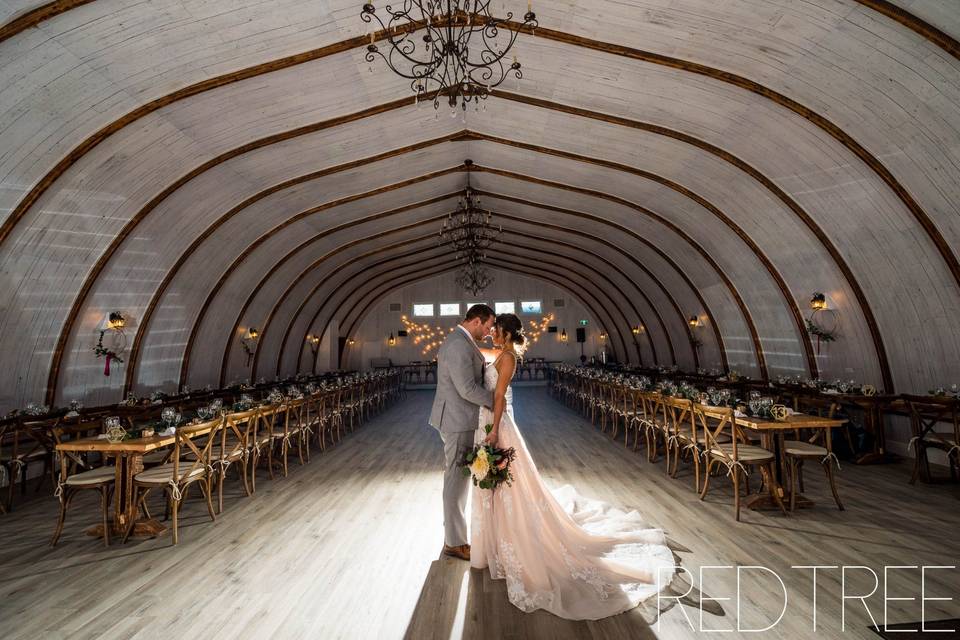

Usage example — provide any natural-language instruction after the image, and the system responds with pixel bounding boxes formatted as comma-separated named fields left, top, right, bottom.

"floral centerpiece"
left=460, top=425, right=517, bottom=490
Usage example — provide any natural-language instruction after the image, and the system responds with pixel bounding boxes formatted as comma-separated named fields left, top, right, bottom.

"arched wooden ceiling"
left=1, top=0, right=958, bottom=410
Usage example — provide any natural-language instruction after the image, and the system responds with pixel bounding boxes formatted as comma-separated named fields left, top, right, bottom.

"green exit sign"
left=578, top=319, right=589, bottom=326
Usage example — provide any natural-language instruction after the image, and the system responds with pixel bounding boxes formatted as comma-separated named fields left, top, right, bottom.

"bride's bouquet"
left=460, top=424, right=517, bottom=490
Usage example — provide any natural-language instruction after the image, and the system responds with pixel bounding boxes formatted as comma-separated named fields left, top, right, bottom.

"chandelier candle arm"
left=361, top=1, right=537, bottom=109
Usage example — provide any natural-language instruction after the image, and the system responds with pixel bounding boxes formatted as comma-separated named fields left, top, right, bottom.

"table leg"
left=86, top=453, right=166, bottom=539
left=855, top=404, right=899, bottom=465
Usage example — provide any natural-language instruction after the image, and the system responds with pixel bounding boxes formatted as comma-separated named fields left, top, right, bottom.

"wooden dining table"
left=56, top=420, right=221, bottom=539
left=699, top=408, right=846, bottom=510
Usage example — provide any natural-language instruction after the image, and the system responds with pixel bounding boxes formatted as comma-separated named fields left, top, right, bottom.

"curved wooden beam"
left=17, top=18, right=946, bottom=398
left=176, top=167, right=750, bottom=391
left=336, top=257, right=624, bottom=369
left=276, top=232, right=653, bottom=381
left=0, top=1, right=96, bottom=44
left=122, top=135, right=463, bottom=391
left=134, top=134, right=739, bottom=395
left=853, top=0, right=960, bottom=59
left=281, top=205, right=716, bottom=370
left=253, top=232, right=641, bottom=381
left=275, top=226, right=674, bottom=378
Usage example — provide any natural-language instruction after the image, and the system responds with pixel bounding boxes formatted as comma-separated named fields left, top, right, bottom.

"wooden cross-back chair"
left=123, top=416, right=223, bottom=545
left=629, top=390, right=657, bottom=459
left=209, top=408, right=258, bottom=513
left=695, top=405, right=785, bottom=521
left=646, top=393, right=672, bottom=465
left=663, top=397, right=702, bottom=491
left=903, top=395, right=959, bottom=485
left=250, top=403, right=279, bottom=491
left=1, top=417, right=56, bottom=512
left=49, top=420, right=115, bottom=546
left=784, top=397, right=844, bottom=511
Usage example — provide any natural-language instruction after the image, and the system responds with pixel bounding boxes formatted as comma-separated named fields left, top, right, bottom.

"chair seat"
left=186, top=444, right=245, bottom=462
left=783, top=440, right=828, bottom=457
left=1, top=449, right=49, bottom=463
left=141, top=450, right=170, bottom=465
left=919, top=433, right=959, bottom=447
left=134, top=463, right=207, bottom=485
left=65, top=465, right=116, bottom=486
left=709, top=443, right=775, bottom=463
left=695, top=432, right=731, bottom=445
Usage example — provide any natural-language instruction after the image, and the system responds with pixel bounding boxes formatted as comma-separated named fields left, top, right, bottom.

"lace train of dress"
left=470, top=359, right=676, bottom=620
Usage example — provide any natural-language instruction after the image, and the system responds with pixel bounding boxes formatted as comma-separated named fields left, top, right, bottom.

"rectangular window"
left=520, top=300, right=542, bottom=314
left=495, top=301, right=516, bottom=315
left=439, top=303, right=460, bottom=316
left=413, top=303, right=434, bottom=317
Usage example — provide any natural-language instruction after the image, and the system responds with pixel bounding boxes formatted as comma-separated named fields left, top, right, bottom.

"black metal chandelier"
left=439, top=163, right=501, bottom=257
left=456, top=260, right=494, bottom=296
left=360, top=1, right=537, bottom=110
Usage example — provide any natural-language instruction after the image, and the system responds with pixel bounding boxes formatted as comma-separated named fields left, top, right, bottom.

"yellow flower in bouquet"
left=470, top=447, right=490, bottom=481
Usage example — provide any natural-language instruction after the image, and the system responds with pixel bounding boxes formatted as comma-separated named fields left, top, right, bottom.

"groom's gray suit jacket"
left=429, top=328, right=493, bottom=432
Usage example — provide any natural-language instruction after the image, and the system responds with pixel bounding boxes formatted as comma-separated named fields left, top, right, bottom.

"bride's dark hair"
left=494, top=313, right=528, bottom=357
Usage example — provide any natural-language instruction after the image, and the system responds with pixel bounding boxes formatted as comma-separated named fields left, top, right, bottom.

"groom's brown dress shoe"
left=442, top=544, right=471, bottom=561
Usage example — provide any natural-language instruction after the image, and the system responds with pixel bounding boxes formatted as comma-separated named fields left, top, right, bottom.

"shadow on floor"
left=403, top=555, right=711, bottom=640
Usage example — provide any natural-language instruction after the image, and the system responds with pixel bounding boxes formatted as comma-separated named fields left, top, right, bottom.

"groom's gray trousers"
left=440, top=430, right=476, bottom=546
left=429, top=328, right=493, bottom=547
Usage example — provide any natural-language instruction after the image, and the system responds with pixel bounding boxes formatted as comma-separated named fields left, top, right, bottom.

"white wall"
left=340, top=269, right=606, bottom=370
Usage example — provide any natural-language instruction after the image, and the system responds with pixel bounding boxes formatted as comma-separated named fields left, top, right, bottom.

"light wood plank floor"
left=1, top=389, right=957, bottom=639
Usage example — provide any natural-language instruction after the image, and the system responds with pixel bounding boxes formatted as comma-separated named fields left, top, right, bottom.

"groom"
left=429, top=304, right=495, bottom=561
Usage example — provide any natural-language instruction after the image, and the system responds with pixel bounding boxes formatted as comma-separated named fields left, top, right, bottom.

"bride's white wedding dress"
left=470, top=354, right=676, bottom=620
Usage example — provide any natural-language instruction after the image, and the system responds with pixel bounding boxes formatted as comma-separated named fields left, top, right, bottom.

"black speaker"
left=547, top=326, right=558, bottom=334
left=575, top=327, right=586, bottom=343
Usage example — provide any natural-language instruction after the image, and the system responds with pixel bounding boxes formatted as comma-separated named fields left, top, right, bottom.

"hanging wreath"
left=94, top=330, right=125, bottom=376
left=806, top=308, right=838, bottom=355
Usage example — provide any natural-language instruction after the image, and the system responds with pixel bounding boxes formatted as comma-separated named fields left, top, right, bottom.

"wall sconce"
left=306, top=334, right=320, bottom=355
left=241, top=327, right=259, bottom=367
left=810, top=292, right=827, bottom=310
left=348, top=338, right=356, bottom=346
left=688, top=315, right=700, bottom=328
left=388, top=332, right=396, bottom=347
left=560, top=329, right=568, bottom=343
left=631, top=324, right=644, bottom=335
left=106, top=312, right=126, bottom=330
left=599, top=331, right=607, bottom=341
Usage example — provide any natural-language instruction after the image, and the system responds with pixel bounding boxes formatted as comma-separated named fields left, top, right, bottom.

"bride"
left=471, top=313, right=676, bottom=620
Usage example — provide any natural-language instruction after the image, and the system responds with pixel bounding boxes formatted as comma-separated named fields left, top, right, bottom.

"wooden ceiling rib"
left=280, top=203, right=726, bottom=379
left=229, top=225, right=645, bottom=386
left=21, top=19, right=930, bottom=398
left=337, top=256, right=629, bottom=367
left=270, top=230, right=668, bottom=378
left=127, top=133, right=748, bottom=394
left=3, top=1, right=954, bottom=403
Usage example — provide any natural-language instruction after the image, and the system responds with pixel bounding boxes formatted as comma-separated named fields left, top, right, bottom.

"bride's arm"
left=484, top=353, right=517, bottom=446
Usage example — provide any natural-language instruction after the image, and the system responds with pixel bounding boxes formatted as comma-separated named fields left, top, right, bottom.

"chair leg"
left=217, top=468, right=225, bottom=514
left=267, top=443, right=276, bottom=480
left=50, top=488, right=71, bottom=546
left=732, top=465, right=741, bottom=522
left=240, top=457, right=251, bottom=497
left=824, top=460, right=844, bottom=511
left=692, top=449, right=701, bottom=494
left=797, top=461, right=805, bottom=493
left=170, top=493, right=180, bottom=546
left=699, top=459, right=713, bottom=500
left=789, top=456, right=798, bottom=512
left=762, top=464, right=788, bottom=516
left=100, top=486, right=111, bottom=547
left=203, top=479, right=216, bottom=522
left=250, top=448, right=259, bottom=494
